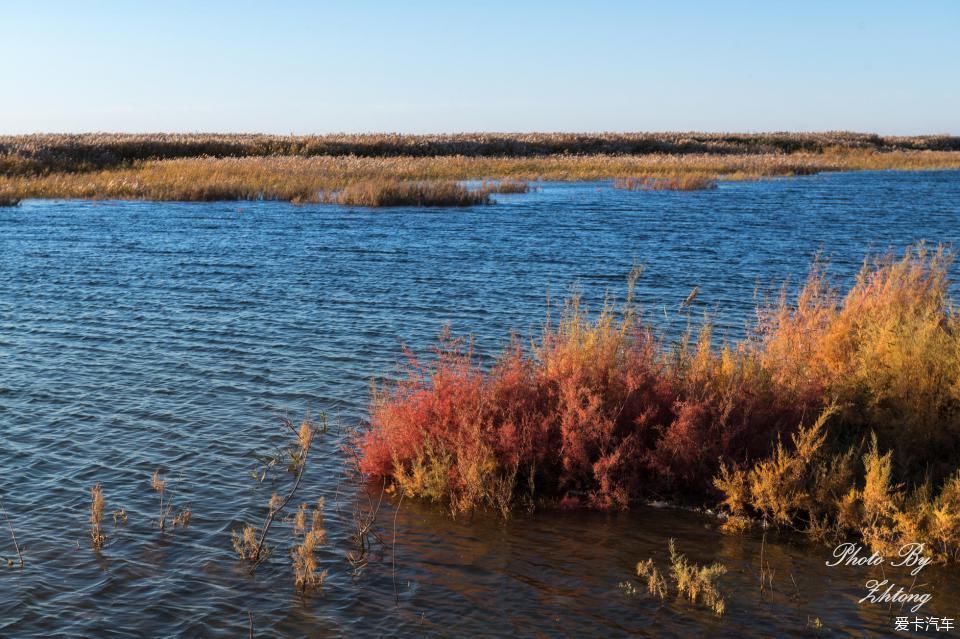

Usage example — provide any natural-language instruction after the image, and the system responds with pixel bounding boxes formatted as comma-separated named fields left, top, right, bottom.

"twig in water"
left=393, top=491, right=404, bottom=604
left=348, top=480, right=385, bottom=572
left=0, top=498, right=24, bottom=567
left=233, top=415, right=327, bottom=572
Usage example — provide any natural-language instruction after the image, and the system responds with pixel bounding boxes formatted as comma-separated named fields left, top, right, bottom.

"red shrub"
left=357, top=289, right=809, bottom=512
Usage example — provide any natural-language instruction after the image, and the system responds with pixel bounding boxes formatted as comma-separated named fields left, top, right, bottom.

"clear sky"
left=3, top=1, right=958, bottom=134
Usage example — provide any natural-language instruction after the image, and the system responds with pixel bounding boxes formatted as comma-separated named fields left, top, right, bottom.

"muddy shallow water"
left=2, top=172, right=960, bottom=637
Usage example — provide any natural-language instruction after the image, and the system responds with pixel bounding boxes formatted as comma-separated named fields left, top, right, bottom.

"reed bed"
left=332, top=180, right=490, bottom=207
left=613, top=175, right=717, bottom=191
left=3, top=132, right=959, bottom=176
left=2, top=150, right=959, bottom=203
left=480, top=179, right=531, bottom=194
left=357, top=245, right=960, bottom=562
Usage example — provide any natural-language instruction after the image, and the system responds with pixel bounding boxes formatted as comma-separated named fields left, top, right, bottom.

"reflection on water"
left=1, top=171, right=959, bottom=637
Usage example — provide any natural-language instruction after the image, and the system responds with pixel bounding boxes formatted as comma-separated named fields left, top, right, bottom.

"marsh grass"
left=613, top=175, right=717, bottom=191
left=1, top=148, right=959, bottom=202
left=633, top=541, right=727, bottom=615
left=480, top=179, right=530, bottom=194
left=333, top=180, right=491, bottom=207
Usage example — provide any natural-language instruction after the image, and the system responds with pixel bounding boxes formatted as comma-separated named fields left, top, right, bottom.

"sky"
left=2, top=1, right=958, bottom=135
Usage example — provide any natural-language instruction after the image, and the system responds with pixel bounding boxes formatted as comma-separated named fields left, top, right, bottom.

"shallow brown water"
left=2, top=172, right=960, bottom=637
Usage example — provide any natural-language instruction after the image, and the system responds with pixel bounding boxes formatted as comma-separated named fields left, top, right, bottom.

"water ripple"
left=2, top=173, right=960, bottom=636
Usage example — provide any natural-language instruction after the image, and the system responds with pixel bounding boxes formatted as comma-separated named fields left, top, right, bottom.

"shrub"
left=358, top=272, right=806, bottom=511
left=756, top=244, right=960, bottom=482
left=358, top=244, right=960, bottom=562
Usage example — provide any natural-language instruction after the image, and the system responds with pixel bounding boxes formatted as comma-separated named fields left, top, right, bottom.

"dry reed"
left=90, top=484, right=105, bottom=550
left=291, top=498, right=327, bottom=590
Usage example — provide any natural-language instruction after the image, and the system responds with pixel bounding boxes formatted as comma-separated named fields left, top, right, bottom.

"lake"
left=2, top=171, right=959, bottom=637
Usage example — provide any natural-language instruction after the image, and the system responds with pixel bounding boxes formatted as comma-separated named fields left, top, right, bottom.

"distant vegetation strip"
left=1, top=149, right=959, bottom=204
left=3, top=132, right=960, bottom=175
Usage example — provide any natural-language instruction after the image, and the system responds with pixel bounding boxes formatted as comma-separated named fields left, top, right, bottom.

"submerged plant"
left=291, top=498, right=327, bottom=590
left=172, top=507, right=192, bottom=528
left=668, top=539, right=727, bottom=616
left=631, top=541, right=727, bottom=615
left=635, top=558, right=668, bottom=600
left=90, top=484, right=105, bottom=550
left=233, top=415, right=327, bottom=571
left=151, top=470, right=169, bottom=530
left=0, top=499, right=24, bottom=567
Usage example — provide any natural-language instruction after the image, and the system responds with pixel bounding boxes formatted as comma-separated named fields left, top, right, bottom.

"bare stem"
left=0, top=498, right=23, bottom=567
left=250, top=428, right=312, bottom=570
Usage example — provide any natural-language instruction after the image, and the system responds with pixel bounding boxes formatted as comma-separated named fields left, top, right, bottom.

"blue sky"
left=2, top=1, right=958, bottom=134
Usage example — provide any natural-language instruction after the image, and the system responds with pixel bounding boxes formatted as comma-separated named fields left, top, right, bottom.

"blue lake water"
left=1, top=171, right=959, bottom=637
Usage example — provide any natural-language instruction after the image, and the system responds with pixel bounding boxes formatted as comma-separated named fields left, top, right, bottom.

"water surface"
left=2, top=171, right=959, bottom=637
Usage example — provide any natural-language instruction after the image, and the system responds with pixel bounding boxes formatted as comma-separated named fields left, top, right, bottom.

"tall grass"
left=357, top=245, right=960, bottom=560
left=1, top=147, right=959, bottom=202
